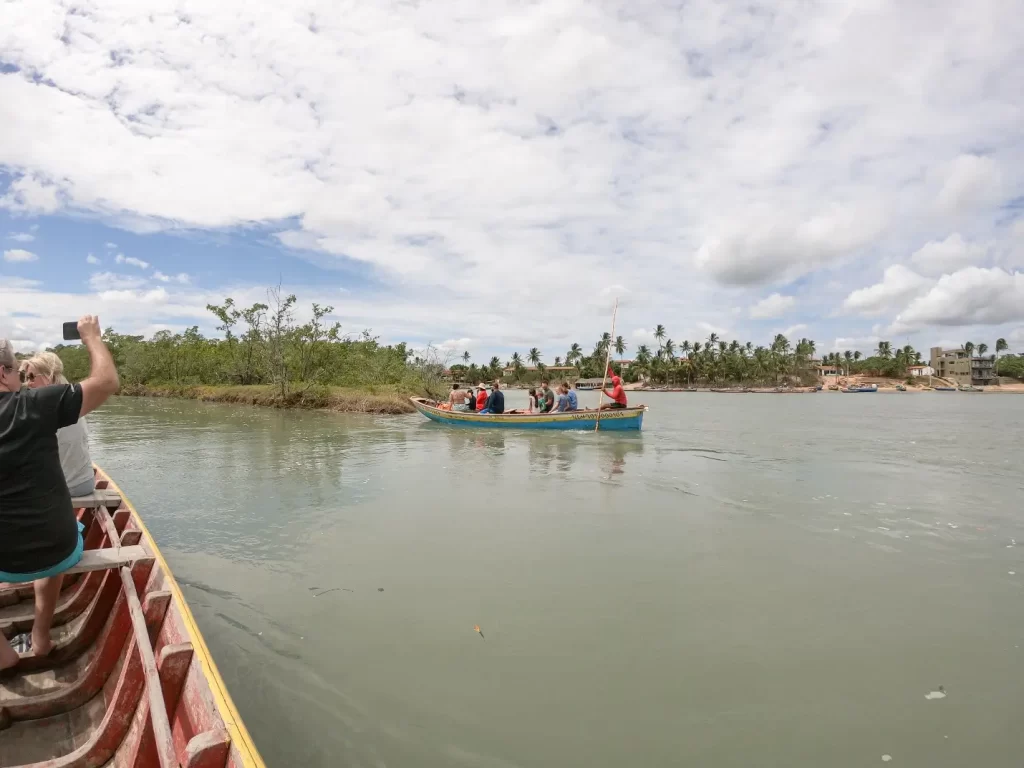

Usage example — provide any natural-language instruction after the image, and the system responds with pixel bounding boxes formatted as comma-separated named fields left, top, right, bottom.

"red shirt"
left=608, top=383, right=627, bottom=405
left=476, top=390, right=489, bottom=410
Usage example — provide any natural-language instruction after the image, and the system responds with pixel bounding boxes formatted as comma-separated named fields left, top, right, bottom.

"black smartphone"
left=62, top=321, right=81, bottom=341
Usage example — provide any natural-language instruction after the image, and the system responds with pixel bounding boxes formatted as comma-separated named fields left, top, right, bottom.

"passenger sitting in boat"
left=21, top=352, right=96, bottom=497
left=448, top=384, right=471, bottom=411
left=598, top=375, right=628, bottom=409
left=551, top=383, right=570, bottom=412
left=565, top=381, right=579, bottom=412
left=0, top=316, right=119, bottom=671
left=478, top=381, right=505, bottom=414
left=508, top=388, right=537, bottom=414
left=539, top=380, right=555, bottom=413
left=475, top=383, right=489, bottom=412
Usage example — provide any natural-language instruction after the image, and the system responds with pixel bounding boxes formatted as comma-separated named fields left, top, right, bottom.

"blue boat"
left=842, top=384, right=877, bottom=393
left=410, top=398, right=647, bottom=431
left=933, top=386, right=956, bottom=391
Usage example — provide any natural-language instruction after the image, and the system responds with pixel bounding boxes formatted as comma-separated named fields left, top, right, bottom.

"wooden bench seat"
left=63, top=546, right=148, bottom=576
left=71, top=489, right=123, bottom=510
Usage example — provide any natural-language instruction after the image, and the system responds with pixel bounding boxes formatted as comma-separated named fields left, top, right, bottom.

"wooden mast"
left=594, top=298, right=619, bottom=432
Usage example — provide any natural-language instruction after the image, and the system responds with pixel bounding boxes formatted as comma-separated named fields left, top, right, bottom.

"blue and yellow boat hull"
left=410, top=398, right=646, bottom=431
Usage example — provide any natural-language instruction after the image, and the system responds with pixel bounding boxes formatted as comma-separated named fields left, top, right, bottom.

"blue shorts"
left=0, top=521, right=85, bottom=583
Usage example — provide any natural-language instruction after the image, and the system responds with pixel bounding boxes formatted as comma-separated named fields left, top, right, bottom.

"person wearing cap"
left=475, top=383, right=489, bottom=412
left=598, top=375, right=628, bottom=409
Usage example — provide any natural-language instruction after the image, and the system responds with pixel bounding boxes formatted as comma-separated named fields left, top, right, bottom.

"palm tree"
left=554, top=356, right=562, bottom=367
left=679, top=340, right=691, bottom=361
left=528, top=347, right=541, bottom=367
left=996, top=338, right=1009, bottom=374
left=462, top=350, right=470, bottom=365
left=663, top=338, right=675, bottom=361
left=614, top=335, right=627, bottom=362
left=978, top=343, right=988, bottom=358
left=567, top=343, right=582, bottom=366
left=843, top=350, right=853, bottom=376
left=654, top=325, right=666, bottom=349
left=488, top=356, right=501, bottom=376
left=707, top=332, right=720, bottom=351
left=964, top=341, right=974, bottom=359
left=876, top=341, right=892, bottom=359
left=510, top=352, right=524, bottom=380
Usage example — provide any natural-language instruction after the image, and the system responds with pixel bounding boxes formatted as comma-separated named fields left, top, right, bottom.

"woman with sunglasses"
left=20, top=352, right=96, bottom=497
left=0, top=316, right=119, bottom=670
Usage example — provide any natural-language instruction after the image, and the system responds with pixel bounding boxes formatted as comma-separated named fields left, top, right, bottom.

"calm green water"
left=87, top=392, right=1024, bottom=767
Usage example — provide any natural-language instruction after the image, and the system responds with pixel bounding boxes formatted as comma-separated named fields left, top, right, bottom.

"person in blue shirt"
left=479, top=381, right=505, bottom=414
left=565, top=381, right=579, bottom=411
left=551, top=383, right=570, bottom=412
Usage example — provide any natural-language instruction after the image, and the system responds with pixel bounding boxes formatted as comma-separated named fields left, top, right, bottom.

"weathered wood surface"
left=70, top=489, right=122, bottom=510
left=64, top=546, right=148, bottom=575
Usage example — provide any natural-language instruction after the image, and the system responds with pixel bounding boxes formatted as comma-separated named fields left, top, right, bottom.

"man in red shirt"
left=475, top=383, right=489, bottom=412
left=599, top=375, right=628, bottom=409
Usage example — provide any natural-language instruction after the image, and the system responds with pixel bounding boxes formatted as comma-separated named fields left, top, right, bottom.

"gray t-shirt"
left=58, top=417, right=93, bottom=493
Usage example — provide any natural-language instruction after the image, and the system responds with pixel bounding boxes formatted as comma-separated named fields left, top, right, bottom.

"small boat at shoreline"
left=0, top=467, right=265, bottom=768
left=895, top=384, right=906, bottom=391
left=933, top=386, right=956, bottom=391
left=842, top=384, right=878, bottom=393
left=410, top=398, right=646, bottom=431
left=958, top=385, right=983, bottom=392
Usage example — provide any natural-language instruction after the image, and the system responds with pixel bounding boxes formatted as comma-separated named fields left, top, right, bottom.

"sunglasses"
left=18, top=370, right=36, bottom=383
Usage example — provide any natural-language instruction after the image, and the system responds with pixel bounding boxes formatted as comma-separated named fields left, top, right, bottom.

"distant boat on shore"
left=933, top=386, right=956, bottom=391
left=958, top=385, right=983, bottom=392
left=842, top=384, right=878, bottom=393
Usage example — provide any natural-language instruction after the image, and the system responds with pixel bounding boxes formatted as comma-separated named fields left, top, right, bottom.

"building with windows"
left=908, top=364, right=935, bottom=377
left=928, top=347, right=996, bottom=386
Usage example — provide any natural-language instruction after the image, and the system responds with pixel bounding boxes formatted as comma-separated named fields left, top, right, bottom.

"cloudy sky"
left=1, top=0, right=1022, bottom=361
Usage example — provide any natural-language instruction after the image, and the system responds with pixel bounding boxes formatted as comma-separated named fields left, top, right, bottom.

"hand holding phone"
left=63, top=315, right=102, bottom=342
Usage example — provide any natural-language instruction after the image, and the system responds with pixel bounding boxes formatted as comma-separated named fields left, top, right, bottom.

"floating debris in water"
left=1009, top=572, right=1016, bottom=576
left=882, top=755, right=892, bottom=762
left=378, top=587, right=384, bottom=592
left=924, top=686, right=946, bottom=700
left=474, top=624, right=485, bottom=641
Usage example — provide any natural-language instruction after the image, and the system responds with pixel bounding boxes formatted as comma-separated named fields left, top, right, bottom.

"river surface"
left=87, top=392, right=1024, bottom=767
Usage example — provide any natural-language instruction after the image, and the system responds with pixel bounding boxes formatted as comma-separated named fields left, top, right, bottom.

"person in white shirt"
left=20, top=351, right=96, bottom=497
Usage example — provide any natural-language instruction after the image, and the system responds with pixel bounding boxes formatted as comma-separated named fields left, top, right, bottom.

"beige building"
left=929, top=347, right=996, bottom=386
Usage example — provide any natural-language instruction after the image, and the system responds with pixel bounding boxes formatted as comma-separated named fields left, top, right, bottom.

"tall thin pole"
left=594, top=298, right=619, bottom=432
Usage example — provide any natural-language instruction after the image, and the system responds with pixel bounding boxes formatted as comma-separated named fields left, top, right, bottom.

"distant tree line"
left=49, top=289, right=437, bottom=395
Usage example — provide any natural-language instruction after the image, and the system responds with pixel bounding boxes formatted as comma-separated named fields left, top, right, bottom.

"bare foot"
left=31, top=628, right=53, bottom=657
left=0, top=639, right=19, bottom=671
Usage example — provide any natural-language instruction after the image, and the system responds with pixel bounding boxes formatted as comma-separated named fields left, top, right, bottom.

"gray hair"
left=0, top=339, right=15, bottom=371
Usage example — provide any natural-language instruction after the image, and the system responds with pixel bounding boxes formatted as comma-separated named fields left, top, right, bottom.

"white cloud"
left=7, top=232, right=35, bottom=243
left=3, top=248, right=38, bottom=263
left=98, top=287, right=170, bottom=304
left=937, top=155, right=1002, bottom=214
left=88, top=271, right=149, bottom=291
left=0, top=0, right=1021, bottom=348
left=749, top=293, right=795, bottom=319
left=115, top=253, right=150, bottom=269
left=86, top=253, right=100, bottom=265
left=781, top=323, right=808, bottom=337
left=695, top=204, right=885, bottom=286
left=104, top=242, right=118, bottom=250
left=891, top=267, right=1024, bottom=331
left=910, top=234, right=988, bottom=276
left=841, top=265, right=932, bottom=316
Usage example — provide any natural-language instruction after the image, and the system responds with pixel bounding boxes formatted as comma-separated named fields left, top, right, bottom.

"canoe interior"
left=0, top=468, right=264, bottom=768
left=410, top=397, right=646, bottom=431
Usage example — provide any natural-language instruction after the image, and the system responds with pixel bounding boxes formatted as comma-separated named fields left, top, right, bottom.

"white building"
left=908, top=365, right=935, bottom=377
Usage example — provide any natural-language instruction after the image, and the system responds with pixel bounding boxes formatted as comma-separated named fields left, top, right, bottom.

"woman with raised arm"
left=0, top=315, right=119, bottom=670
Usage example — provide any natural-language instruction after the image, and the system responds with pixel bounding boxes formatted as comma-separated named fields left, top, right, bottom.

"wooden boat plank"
left=183, top=729, right=232, bottom=768
left=64, top=546, right=149, bottom=576
left=70, top=490, right=123, bottom=510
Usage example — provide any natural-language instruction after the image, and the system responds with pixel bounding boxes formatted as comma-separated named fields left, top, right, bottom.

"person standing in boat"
left=0, top=316, right=119, bottom=670
left=20, top=352, right=96, bottom=497
left=598, top=375, right=628, bottom=410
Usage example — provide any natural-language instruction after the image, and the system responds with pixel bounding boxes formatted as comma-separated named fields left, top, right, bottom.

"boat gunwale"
left=409, top=397, right=646, bottom=424
left=98, top=467, right=267, bottom=768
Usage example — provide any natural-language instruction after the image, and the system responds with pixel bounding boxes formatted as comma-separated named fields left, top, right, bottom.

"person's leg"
left=0, top=632, right=18, bottom=669
left=32, top=575, right=64, bottom=655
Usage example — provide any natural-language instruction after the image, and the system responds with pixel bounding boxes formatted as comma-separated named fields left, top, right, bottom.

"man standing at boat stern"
left=0, top=316, right=119, bottom=670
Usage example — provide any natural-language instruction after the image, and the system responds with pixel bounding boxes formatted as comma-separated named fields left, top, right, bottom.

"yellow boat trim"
left=99, top=467, right=266, bottom=768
